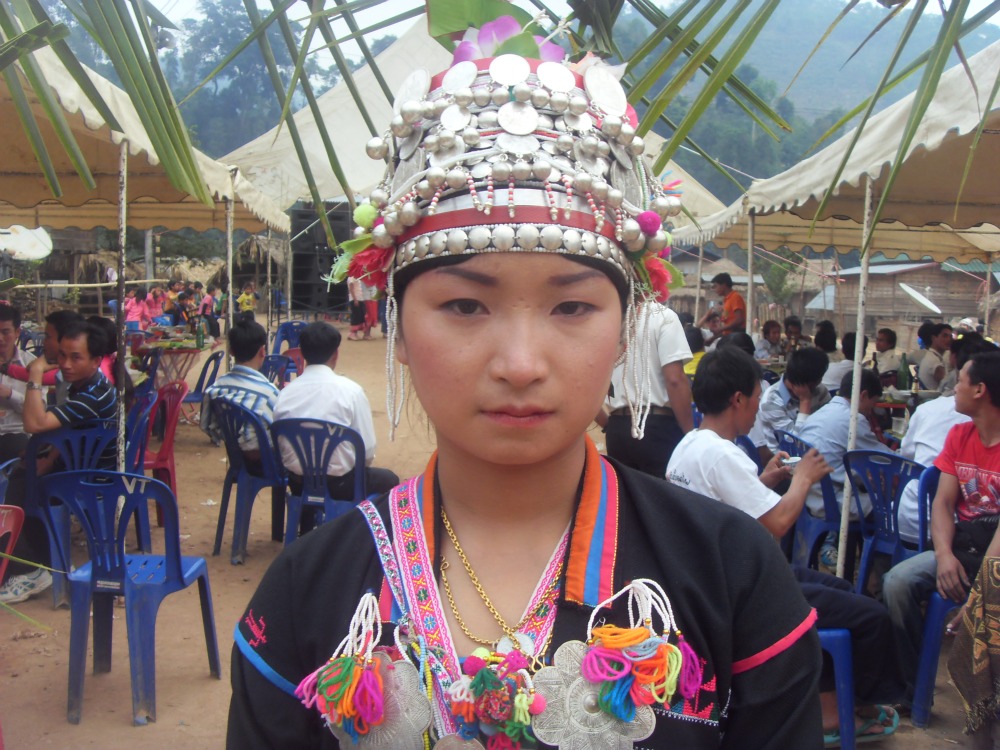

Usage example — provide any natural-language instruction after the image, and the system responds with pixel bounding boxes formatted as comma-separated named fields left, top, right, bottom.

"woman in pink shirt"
left=146, top=286, right=165, bottom=320
left=124, top=287, right=152, bottom=330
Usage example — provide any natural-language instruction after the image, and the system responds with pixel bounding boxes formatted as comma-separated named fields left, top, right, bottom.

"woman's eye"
left=554, top=301, right=593, bottom=316
left=444, top=299, right=483, bottom=315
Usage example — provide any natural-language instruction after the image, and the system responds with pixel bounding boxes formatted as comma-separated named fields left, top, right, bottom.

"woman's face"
left=397, top=253, right=624, bottom=468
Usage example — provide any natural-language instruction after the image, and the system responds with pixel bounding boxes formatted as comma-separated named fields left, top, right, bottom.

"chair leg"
left=125, top=590, right=162, bottom=726
left=819, top=629, right=856, bottom=750
left=67, top=584, right=92, bottom=724
left=197, top=574, right=222, bottom=678
left=912, top=593, right=960, bottom=728
left=213, top=472, right=234, bottom=556
left=230, top=476, right=254, bottom=565
left=854, top=541, right=875, bottom=596
left=92, top=593, right=115, bottom=674
left=47, top=508, right=71, bottom=609
left=284, top=496, right=302, bottom=546
left=271, top=485, right=285, bottom=542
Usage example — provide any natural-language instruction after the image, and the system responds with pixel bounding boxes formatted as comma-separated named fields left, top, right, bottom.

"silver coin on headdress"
left=489, top=54, right=530, bottom=86
left=427, top=141, right=465, bottom=168
left=611, top=161, right=643, bottom=207
left=393, top=69, right=430, bottom=115
left=496, top=132, right=540, bottom=156
left=392, top=148, right=424, bottom=195
left=470, top=161, right=493, bottom=179
left=562, top=111, right=594, bottom=132
left=537, top=60, right=576, bottom=92
left=440, top=104, right=472, bottom=132
left=608, top=139, right=635, bottom=169
left=432, top=737, right=485, bottom=750
left=584, top=65, right=627, bottom=116
left=397, top=128, right=424, bottom=161
left=442, top=60, right=479, bottom=93
left=497, top=101, right=539, bottom=136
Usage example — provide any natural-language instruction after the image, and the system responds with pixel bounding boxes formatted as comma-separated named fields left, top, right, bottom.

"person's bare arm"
left=757, top=449, right=831, bottom=537
left=662, top=361, right=693, bottom=432
left=930, top=472, right=968, bottom=601
left=21, top=356, right=61, bottom=434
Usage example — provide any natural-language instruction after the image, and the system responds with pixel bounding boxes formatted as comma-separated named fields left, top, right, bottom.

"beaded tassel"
left=561, top=175, right=574, bottom=220
left=507, top=176, right=516, bottom=218
left=484, top=174, right=494, bottom=215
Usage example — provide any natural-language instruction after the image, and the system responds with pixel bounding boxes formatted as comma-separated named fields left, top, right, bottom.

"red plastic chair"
left=0, top=504, right=24, bottom=584
left=144, top=380, right=189, bottom=504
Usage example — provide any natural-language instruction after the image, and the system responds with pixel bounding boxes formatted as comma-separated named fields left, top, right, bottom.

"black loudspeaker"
left=289, top=203, right=351, bottom=313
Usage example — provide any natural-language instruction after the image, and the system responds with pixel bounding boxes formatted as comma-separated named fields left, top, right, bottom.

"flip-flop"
left=824, top=707, right=899, bottom=748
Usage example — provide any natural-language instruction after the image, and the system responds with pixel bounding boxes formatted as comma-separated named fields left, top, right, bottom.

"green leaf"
left=426, top=0, right=534, bottom=42
left=0, top=20, right=67, bottom=73
left=494, top=30, right=541, bottom=58
left=0, top=278, right=25, bottom=292
left=335, top=235, right=374, bottom=256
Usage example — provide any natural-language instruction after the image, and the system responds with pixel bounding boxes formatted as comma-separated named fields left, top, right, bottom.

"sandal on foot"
left=824, top=708, right=898, bottom=748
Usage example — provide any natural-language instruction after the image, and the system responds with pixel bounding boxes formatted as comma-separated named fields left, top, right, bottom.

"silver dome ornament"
left=537, top=113, right=555, bottom=130
left=446, top=169, right=467, bottom=190
left=468, top=225, right=492, bottom=250
left=591, top=180, right=610, bottom=201
left=432, top=99, right=449, bottom=118
left=624, top=235, right=646, bottom=253
left=478, top=110, right=499, bottom=129
left=399, top=100, right=423, bottom=124
left=596, top=140, right=611, bottom=158
left=650, top=195, right=671, bottom=219
left=615, top=123, right=635, bottom=146
left=472, top=87, right=492, bottom=107
left=416, top=180, right=435, bottom=201
left=420, top=100, right=437, bottom=119
left=568, top=94, right=589, bottom=116
left=491, top=87, right=511, bottom=107
left=382, top=211, right=403, bottom=236
left=365, top=137, right=389, bottom=160
left=530, top=87, right=551, bottom=109
left=425, top=167, right=447, bottom=188
left=453, top=87, right=474, bottom=107
left=580, top=135, right=600, bottom=156
left=532, top=159, right=552, bottom=180
left=371, top=224, right=394, bottom=249
left=390, top=115, right=412, bottom=138
left=352, top=225, right=368, bottom=239
left=573, top=171, right=593, bottom=193
left=369, top=188, right=389, bottom=208
left=665, top=195, right=683, bottom=217
left=462, top=127, right=481, bottom=147
left=629, top=136, right=646, bottom=156
left=620, top=218, right=642, bottom=242
left=516, top=224, right=540, bottom=250
left=581, top=231, right=598, bottom=255
left=399, top=202, right=421, bottom=226
left=429, top=230, right=448, bottom=254
left=511, top=160, right=532, bottom=181
left=563, top=229, right=583, bottom=253
left=491, top=160, right=512, bottom=181
left=540, top=225, right=564, bottom=251
left=437, top=129, right=456, bottom=149
left=446, top=229, right=469, bottom=253
left=512, top=81, right=533, bottom=103
left=646, top=230, right=670, bottom=254
left=596, top=236, right=613, bottom=258
left=549, top=91, right=570, bottom=113
left=492, top=225, right=516, bottom=251
left=414, top=235, right=431, bottom=259
left=606, top=188, right=624, bottom=209
left=555, top=133, right=575, bottom=153
left=422, top=134, right=440, bottom=153
left=600, top=115, right=623, bottom=138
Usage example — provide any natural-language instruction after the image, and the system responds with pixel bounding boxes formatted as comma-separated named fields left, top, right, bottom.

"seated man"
left=821, top=332, right=866, bottom=393
left=0, top=320, right=118, bottom=604
left=272, top=322, right=398, bottom=502
left=916, top=322, right=952, bottom=391
left=668, top=347, right=904, bottom=742
left=754, top=319, right=783, bottom=360
left=883, top=350, right=1000, bottom=710
left=867, top=327, right=902, bottom=375
left=201, top=319, right=279, bottom=460
left=0, top=304, right=36, bottom=461
left=783, top=314, right=812, bottom=352
left=752, top=346, right=831, bottom=462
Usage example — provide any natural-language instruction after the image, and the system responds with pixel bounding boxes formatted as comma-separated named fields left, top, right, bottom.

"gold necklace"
left=439, top=557, right=500, bottom=646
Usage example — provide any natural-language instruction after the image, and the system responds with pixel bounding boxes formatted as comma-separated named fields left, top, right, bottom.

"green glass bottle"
left=897, top=352, right=911, bottom=391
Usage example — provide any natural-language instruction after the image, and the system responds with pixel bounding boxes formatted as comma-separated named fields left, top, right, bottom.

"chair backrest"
left=691, top=402, right=703, bottom=429
left=39, top=471, right=183, bottom=591
left=270, top=418, right=367, bottom=504
left=283, top=348, right=305, bottom=378
left=843, top=450, right=926, bottom=544
left=260, top=355, right=293, bottom=388
left=774, top=429, right=842, bottom=520
left=0, top=504, right=24, bottom=583
left=735, top=435, right=762, bottom=474
left=140, top=348, right=163, bottom=384
left=916, top=465, right=941, bottom=552
left=107, top=299, right=118, bottom=316
left=191, top=350, right=225, bottom=397
left=125, top=389, right=158, bottom=473
left=211, top=399, right=284, bottom=480
left=0, top=457, right=20, bottom=505
left=272, top=320, right=307, bottom=354
left=149, top=380, right=189, bottom=455
left=761, top=369, right=781, bottom=386
left=24, top=422, right=118, bottom=478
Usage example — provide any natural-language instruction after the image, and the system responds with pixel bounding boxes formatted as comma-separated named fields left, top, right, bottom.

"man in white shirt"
left=272, top=322, right=398, bottom=501
left=867, top=328, right=902, bottom=375
left=917, top=322, right=952, bottom=390
left=821, top=332, right=865, bottom=394
left=0, top=305, right=34, bottom=461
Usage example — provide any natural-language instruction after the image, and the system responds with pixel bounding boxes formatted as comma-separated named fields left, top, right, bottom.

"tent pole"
left=747, top=210, right=755, bottom=333
left=226, top=198, right=234, bottom=367
left=266, top=232, right=273, bottom=331
left=115, top=142, right=127, bottom=474
left=838, top=175, right=875, bottom=579
left=985, top=257, right=993, bottom=336
left=286, top=237, right=293, bottom=322
left=694, top=244, right=705, bottom=321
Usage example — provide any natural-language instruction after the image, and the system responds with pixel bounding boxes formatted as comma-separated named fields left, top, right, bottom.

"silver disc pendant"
left=392, top=148, right=424, bottom=194
left=611, top=161, right=643, bottom=207
left=562, top=112, right=594, bottom=133
left=428, top=141, right=466, bottom=168
left=584, top=66, right=627, bottom=116
left=497, top=101, right=539, bottom=136
left=489, top=54, right=530, bottom=86
left=537, top=61, right=576, bottom=93
left=397, top=129, right=424, bottom=161
left=442, top=61, right=479, bottom=93
left=607, top=139, right=635, bottom=169
left=394, top=70, right=431, bottom=115
left=433, top=737, right=486, bottom=750
left=496, top=631, right=536, bottom=656
left=440, top=104, right=472, bottom=132
left=496, top=132, right=540, bottom=156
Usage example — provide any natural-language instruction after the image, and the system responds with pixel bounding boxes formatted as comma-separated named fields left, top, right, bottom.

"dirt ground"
left=0, top=324, right=979, bottom=748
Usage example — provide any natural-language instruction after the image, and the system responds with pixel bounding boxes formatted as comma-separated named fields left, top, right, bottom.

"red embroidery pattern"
left=245, top=609, right=267, bottom=648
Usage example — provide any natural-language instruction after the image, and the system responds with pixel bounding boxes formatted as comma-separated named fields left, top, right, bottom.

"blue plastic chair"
left=735, top=435, right=762, bottom=474
left=774, top=429, right=862, bottom=575
left=915, top=466, right=939, bottom=552
left=842, top=450, right=926, bottom=595
left=270, top=419, right=369, bottom=545
left=23, top=422, right=120, bottom=608
left=691, top=402, right=703, bottom=428
left=912, top=591, right=963, bottom=728
left=0, top=456, right=20, bottom=504
left=260, top=354, right=294, bottom=389
left=271, top=320, right=307, bottom=354
left=210, top=400, right=287, bottom=564
left=39, top=470, right=220, bottom=725
left=181, top=349, right=225, bottom=423
left=126, top=390, right=159, bottom=552
left=818, top=629, right=855, bottom=750
left=106, top=298, right=118, bottom=316
left=761, top=369, right=781, bottom=385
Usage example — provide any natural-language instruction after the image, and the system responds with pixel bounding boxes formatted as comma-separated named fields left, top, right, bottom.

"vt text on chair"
left=270, top=418, right=369, bottom=545
left=39, top=470, right=220, bottom=725
left=211, top=400, right=287, bottom=564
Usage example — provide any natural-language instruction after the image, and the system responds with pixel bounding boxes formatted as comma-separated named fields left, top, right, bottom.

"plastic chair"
left=283, top=347, right=305, bottom=380
left=181, top=349, right=224, bottom=424
left=691, top=402, right=703, bottom=428
left=818, top=629, right=855, bottom=750
left=271, top=320, right=307, bottom=354
left=0, top=504, right=24, bottom=585
left=23, top=422, right=120, bottom=608
left=144, top=380, right=189, bottom=501
left=260, top=354, right=294, bottom=389
left=210, top=400, right=287, bottom=564
left=842, top=450, right=926, bottom=595
left=106, top=298, right=118, bottom=316
left=38, top=470, right=220, bottom=725
left=139, top=347, right=163, bottom=388
left=735, top=435, right=762, bottom=474
left=126, top=390, right=159, bottom=552
left=774, top=429, right=861, bottom=576
left=270, top=419, right=368, bottom=545
left=0, top=456, right=19, bottom=505
left=761, top=369, right=780, bottom=385
left=911, top=591, right=963, bottom=728
left=915, top=466, right=939, bottom=552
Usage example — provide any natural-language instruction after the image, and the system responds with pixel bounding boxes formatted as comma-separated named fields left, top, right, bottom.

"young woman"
left=228, top=31, right=822, bottom=750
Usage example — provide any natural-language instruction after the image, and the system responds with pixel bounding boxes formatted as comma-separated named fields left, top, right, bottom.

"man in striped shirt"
left=200, top=319, right=279, bottom=459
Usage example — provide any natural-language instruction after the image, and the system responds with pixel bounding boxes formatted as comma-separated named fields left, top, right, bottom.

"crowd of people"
left=123, top=278, right=235, bottom=334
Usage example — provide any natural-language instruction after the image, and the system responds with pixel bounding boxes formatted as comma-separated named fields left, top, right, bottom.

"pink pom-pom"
left=499, top=650, right=529, bottom=676
left=529, top=692, right=547, bottom=714
left=636, top=210, right=662, bottom=236
left=463, top=655, right=487, bottom=675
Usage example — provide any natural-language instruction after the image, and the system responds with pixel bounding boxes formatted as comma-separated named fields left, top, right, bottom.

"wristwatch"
left=26, top=382, right=44, bottom=392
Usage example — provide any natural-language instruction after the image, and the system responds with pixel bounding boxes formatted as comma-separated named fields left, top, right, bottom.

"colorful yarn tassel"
left=677, top=635, right=703, bottom=699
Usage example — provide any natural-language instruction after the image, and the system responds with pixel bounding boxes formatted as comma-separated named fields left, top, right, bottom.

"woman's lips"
left=483, top=406, right=553, bottom=426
